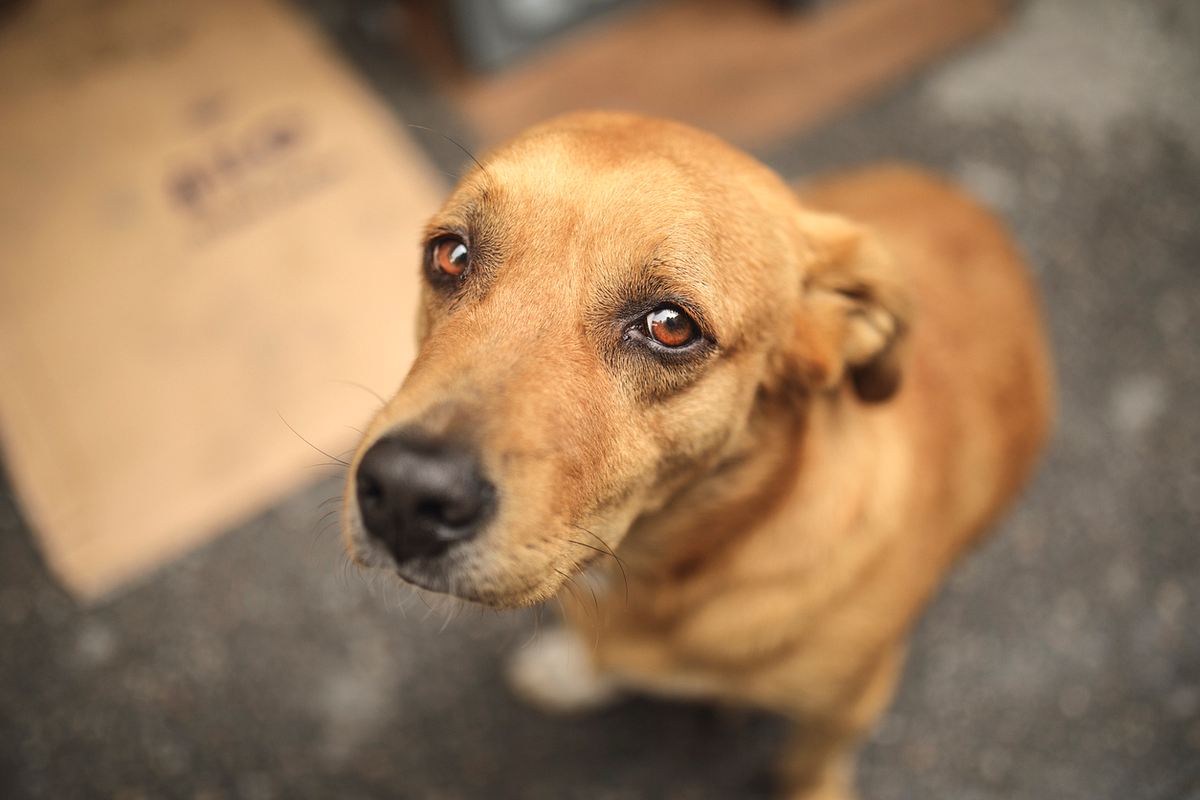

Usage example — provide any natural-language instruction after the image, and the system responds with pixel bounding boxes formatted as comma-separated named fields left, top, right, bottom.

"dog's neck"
left=618, top=390, right=871, bottom=583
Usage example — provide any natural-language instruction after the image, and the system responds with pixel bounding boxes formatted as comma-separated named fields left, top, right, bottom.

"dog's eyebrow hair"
left=639, top=251, right=713, bottom=297
left=422, top=187, right=495, bottom=240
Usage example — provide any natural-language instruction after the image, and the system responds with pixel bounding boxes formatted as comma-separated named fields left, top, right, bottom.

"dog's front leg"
left=506, top=625, right=620, bottom=713
left=505, top=583, right=723, bottom=711
left=504, top=568, right=631, bottom=712
left=775, top=647, right=906, bottom=800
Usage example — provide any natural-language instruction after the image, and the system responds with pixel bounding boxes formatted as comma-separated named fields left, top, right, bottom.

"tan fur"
left=342, top=112, right=1053, bottom=799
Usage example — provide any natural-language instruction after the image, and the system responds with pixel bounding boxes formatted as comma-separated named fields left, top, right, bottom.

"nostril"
left=439, top=502, right=474, bottom=528
left=414, top=488, right=486, bottom=529
left=357, top=473, right=383, bottom=509
left=415, top=498, right=449, bottom=524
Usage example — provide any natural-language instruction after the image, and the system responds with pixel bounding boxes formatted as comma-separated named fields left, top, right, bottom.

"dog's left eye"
left=431, top=236, right=470, bottom=278
left=645, top=305, right=699, bottom=348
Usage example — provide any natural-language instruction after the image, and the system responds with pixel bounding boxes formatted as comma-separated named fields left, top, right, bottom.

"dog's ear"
left=785, top=211, right=912, bottom=403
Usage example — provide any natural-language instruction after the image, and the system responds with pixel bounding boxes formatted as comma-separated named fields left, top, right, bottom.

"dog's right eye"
left=430, top=236, right=470, bottom=279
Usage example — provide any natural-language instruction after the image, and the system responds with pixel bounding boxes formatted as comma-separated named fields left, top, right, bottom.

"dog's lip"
left=394, top=561, right=555, bottom=608
left=392, top=559, right=451, bottom=594
left=366, top=541, right=552, bottom=606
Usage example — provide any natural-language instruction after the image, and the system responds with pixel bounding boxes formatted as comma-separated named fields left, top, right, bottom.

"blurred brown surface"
left=0, top=0, right=442, bottom=600
left=409, top=0, right=1010, bottom=149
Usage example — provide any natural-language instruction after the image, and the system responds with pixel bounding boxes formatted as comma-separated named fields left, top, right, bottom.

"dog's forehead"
left=482, top=136, right=704, bottom=230
left=427, top=138, right=718, bottom=294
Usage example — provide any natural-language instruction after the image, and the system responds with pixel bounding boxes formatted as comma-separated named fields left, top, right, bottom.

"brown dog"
left=341, top=111, right=1053, bottom=799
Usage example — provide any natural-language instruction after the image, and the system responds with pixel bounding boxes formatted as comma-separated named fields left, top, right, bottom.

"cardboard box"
left=0, top=0, right=443, bottom=601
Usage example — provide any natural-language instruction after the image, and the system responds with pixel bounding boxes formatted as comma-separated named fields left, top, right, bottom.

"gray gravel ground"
left=2, top=0, right=1199, bottom=798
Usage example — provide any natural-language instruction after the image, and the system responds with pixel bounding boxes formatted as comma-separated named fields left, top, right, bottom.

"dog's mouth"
left=395, top=554, right=573, bottom=608
left=343, top=508, right=594, bottom=609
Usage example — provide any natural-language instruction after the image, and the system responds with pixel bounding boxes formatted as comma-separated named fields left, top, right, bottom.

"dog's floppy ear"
left=786, top=210, right=912, bottom=403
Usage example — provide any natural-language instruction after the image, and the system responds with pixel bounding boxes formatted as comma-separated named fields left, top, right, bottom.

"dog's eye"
left=645, top=306, right=699, bottom=348
left=432, top=236, right=469, bottom=278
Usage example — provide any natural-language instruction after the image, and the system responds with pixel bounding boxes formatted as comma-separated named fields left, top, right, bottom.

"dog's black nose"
left=354, top=433, right=496, bottom=563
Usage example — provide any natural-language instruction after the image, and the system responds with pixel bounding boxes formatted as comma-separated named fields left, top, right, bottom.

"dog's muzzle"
left=354, top=430, right=497, bottom=564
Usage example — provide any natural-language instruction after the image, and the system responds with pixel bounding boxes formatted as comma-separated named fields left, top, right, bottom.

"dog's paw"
left=506, top=628, right=619, bottom=713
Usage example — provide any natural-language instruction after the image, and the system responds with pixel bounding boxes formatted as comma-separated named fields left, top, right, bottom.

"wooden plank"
left=415, top=0, right=1009, bottom=149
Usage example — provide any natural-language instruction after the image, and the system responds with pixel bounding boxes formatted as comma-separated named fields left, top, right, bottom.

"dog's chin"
left=348, top=541, right=566, bottom=609
left=392, top=560, right=562, bottom=608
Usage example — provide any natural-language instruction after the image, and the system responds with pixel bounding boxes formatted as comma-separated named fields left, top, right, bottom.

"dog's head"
left=342, top=112, right=910, bottom=606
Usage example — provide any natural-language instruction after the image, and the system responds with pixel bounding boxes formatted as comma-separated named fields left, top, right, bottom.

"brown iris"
left=432, top=236, right=469, bottom=277
left=646, top=305, right=699, bottom=348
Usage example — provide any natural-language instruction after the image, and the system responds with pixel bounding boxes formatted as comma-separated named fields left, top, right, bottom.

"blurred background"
left=1, top=0, right=1198, bottom=798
